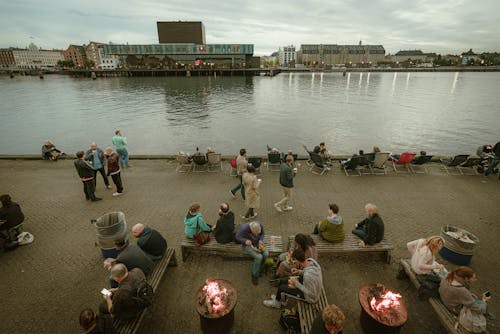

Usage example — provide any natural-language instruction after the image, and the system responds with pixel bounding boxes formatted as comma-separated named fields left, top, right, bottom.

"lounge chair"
left=409, top=155, right=433, bottom=174
left=192, top=154, right=208, bottom=172
left=175, top=154, right=192, bottom=173
left=392, top=152, right=416, bottom=174
left=440, top=154, right=469, bottom=175
left=309, top=153, right=329, bottom=175
left=303, top=145, right=314, bottom=166
left=248, top=157, right=263, bottom=175
left=369, top=152, right=391, bottom=175
left=457, top=157, right=482, bottom=176
left=267, top=152, right=281, bottom=171
left=342, top=156, right=371, bottom=176
left=207, top=153, right=222, bottom=172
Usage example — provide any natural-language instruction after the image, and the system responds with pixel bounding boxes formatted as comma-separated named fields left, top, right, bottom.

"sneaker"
left=274, top=203, right=283, bottom=213
left=250, top=213, right=258, bottom=219
left=91, top=197, right=102, bottom=202
left=263, top=298, right=281, bottom=309
left=252, top=276, right=259, bottom=286
left=112, top=192, right=123, bottom=197
left=106, top=185, right=112, bottom=189
left=283, top=206, right=293, bottom=211
left=229, top=190, right=236, bottom=199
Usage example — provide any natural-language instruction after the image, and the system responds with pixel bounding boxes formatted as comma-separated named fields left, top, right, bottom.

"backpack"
left=279, top=298, right=301, bottom=333
left=133, top=280, right=154, bottom=309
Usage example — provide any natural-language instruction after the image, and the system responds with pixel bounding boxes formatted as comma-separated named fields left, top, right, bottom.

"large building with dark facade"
left=157, top=21, right=205, bottom=44
left=299, top=43, right=385, bottom=66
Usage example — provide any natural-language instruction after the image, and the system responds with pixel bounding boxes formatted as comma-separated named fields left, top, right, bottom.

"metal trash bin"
left=439, top=225, right=479, bottom=265
left=92, top=212, right=128, bottom=258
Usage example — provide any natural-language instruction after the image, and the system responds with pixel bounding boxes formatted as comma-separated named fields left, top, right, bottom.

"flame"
left=370, top=290, right=402, bottom=312
left=203, top=280, right=228, bottom=313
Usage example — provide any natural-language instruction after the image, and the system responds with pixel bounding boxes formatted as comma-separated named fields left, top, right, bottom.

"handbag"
left=459, top=305, right=487, bottom=333
left=193, top=218, right=210, bottom=246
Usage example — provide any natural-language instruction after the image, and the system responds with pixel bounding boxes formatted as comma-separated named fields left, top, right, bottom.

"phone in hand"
left=101, top=288, right=112, bottom=297
left=484, top=291, right=491, bottom=297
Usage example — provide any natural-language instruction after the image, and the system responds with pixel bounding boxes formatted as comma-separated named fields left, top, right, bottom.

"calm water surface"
left=0, top=72, right=499, bottom=155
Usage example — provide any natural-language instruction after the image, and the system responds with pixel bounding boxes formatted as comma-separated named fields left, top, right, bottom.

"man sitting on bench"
left=132, top=223, right=167, bottom=261
left=352, top=203, right=384, bottom=247
left=310, top=304, right=345, bottom=334
left=263, top=248, right=323, bottom=308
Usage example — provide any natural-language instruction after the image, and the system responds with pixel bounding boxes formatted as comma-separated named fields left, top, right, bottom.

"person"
left=263, top=248, right=323, bottom=308
left=212, top=203, right=235, bottom=244
left=100, top=288, right=140, bottom=321
left=112, top=129, right=129, bottom=168
left=476, top=145, right=492, bottom=158
left=230, top=149, right=247, bottom=200
left=242, top=165, right=261, bottom=219
left=109, top=263, right=145, bottom=292
left=205, top=147, right=214, bottom=158
left=236, top=221, right=268, bottom=285
left=274, top=155, right=296, bottom=213
left=313, top=203, right=345, bottom=243
left=74, top=151, right=101, bottom=202
left=310, top=304, right=345, bottom=334
left=352, top=203, right=384, bottom=247
left=85, top=142, right=111, bottom=189
left=132, top=223, right=167, bottom=260
left=79, top=308, right=114, bottom=334
left=407, top=236, right=446, bottom=277
left=319, top=142, right=333, bottom=161
left=104, top=147, right=123, bottom=196
left=341, top=150, right=369, bottom=168
left=275, top=233, right=318, bottom=278
left=439, top=267, right=492, bottom=330
left=41, top=140, right=63, bottom=161
left=184, top=203, right=212, bottom=239
left=484, top=141, right=500, bottom=179
left=0, top=195, right=24, bottom=237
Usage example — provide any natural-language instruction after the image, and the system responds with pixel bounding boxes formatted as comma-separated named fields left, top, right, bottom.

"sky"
left=0, top=0, right=499, bottom=55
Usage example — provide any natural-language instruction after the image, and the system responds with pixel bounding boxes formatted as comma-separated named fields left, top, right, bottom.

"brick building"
left=64, top=44, right=87, bottom=67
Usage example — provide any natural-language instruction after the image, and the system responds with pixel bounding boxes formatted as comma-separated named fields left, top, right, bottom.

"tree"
left=57, top=60, right=74, bottom=68
left=84, top=60, right=95, bottom=68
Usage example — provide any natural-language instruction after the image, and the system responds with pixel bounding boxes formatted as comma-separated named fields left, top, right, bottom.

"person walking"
left=85, top=142, right=111, bottom=189
left=242, top=165, right=261, bottom=219
left=274, top=155, right=296, bottom=212
left=112, top=130, right=129, bottom=168
left=484, top=141, right=500, bottom=179
left=230, top=148, right=247, bottom=200
left=74, top=151, right=101, bottom=202
left=104, top=147, right=123, bottom=196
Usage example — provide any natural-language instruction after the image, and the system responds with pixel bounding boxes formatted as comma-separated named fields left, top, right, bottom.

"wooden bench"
left=114, top=248, right=178, bottom=334
left=288, top=234, right=394, bottom=264
left=181, top=235, right=283, bottom=262
left=398, top=259, right=468, bottom=334
left=296, top=287, right=329, bottom=334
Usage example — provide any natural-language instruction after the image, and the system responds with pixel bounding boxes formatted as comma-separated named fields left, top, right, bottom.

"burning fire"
left=370, top=290, right=402, bottom=312
left=202, top=280, right=228, bottom=313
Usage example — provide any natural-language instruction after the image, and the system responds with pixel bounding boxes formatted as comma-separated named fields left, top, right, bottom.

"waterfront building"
left=390, top=50, right=437, bottom=63
left=97, top=46, right=120, bottom=69
left=461, top=49, right=480, bottom=65
left=85, top=41, right=103, bottom=68
left=157, top=21, right=205, bottom=44
left=299, top=42, right=385, bottom=66
left=64, top=44, right=87, bottom=68
left=278, top=45, right=296, bottom=66
left=0, top=49, right=15, bottom=69
left=11, top=43, right=64, bottom=69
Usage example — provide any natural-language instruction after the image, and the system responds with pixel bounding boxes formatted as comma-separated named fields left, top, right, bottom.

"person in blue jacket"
left=184, top=203, right=211, bottom=239
left=236, top=221, right=268, bottom=285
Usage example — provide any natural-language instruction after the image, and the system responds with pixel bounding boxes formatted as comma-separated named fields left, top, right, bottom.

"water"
left=0, top=72, right=499, bottom=155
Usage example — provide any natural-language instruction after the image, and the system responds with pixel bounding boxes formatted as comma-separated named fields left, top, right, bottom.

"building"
left=390, top=50, right=437, bottom=63
left=11, top=43, right=64, bottom=69
left=64, top=44, right=87, bottom=67
left=299, top=42, right=385, bottom=66
left=461, top=49, right=480, bottom=65
left=0, top=49, right=15, bottom=68
left=97, top=46, right=120, bottom=69
left=85, top=41, right=103, bottom=67
left=278, top=45, right=296, bottom=66
left=157, top=21, right=205, bottom=44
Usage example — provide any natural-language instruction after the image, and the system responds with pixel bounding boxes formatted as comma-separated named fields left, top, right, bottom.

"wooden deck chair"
left=267, top=152, right=281, bottom=171
left=248, top=157, right=263, bottom=175
left=342, top=156, right=370, bottom=176
left=392, top=152, right=416, bottom=174
left=309, top=153, right=329, bottom=175
left=192, top=154, right=208, bottom=172
left=440, top=155, right=469, bottom=175
left=175, top=154, right=192, bottom=173
left=370, top=152, right=391, bottom=175
left=409, top=155, right=433, bottom=174
left=457, top=157, right=481, bottom=175
left=207, top=153, right=222, bottom=172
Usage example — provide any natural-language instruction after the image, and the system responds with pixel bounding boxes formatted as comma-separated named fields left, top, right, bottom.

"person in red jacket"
left=104, top=147, right=124, bottom=196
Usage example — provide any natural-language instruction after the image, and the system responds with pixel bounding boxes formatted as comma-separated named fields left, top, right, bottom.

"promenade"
left=0, top=159, right=499, bottom=334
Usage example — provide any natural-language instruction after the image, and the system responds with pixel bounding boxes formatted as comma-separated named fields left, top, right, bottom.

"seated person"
left=310, top=304, right=345, bottom=334
left=352, top=203, right=384, bottom=247
left=177, top=151, right=192, bottom=163
left=79, top=308, right=114, bottom=334
left=41, top=139, right=63, bottom=161
left=263, top=248, right=323, bottom=308
left=212, top=202, right=235, bottom=244
left=411, top=150, right=430, bottom=164
left=184, top=203, right=212, bottom=239
left=364, top=146, right=381, bottom=162
left=0, top=194, right=25, bottom=238
left=267, top=145, right=280, bottom=154
left=319, top=142, right=333, bottom=160
left=132, top=223, right=167, bottom=260
left=341, top=150, right=370, bottom=168
left=407, top=236, right=446, bottom=278
left=313, top=203, right=345, bottom=243
left=100, top=288, right=141, bottom=321
left=236, top=221, right=268, bottom=285
left=476, top=145, right=493, bottom=158
left=205, top=146, right=215, bottom=158
left=109, top=263, right=145, bottom=292
left=276, top=233, right=317, bottom=278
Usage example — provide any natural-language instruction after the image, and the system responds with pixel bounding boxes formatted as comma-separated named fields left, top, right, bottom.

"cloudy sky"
left=1, top=0, right=499, bottom=55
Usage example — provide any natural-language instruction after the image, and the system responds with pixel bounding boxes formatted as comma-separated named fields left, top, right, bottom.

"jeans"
left=276, top=277, right=305, bottom=301
left=243, top=245, right=269, bottom=278
left=93, top=167, right=109, bottom=187
left=275, top=187, right=292, bottom=208
left=82, top=179, right=96, bottom=200
left=485, top=156, right=500, bottom=176
left=116, top=148, right=129, bottom=168
left=352, top=227, right=367, bottom=240
left=230, top=175, right=245, bottom=200
left=111, top=173, right=123, bottom=193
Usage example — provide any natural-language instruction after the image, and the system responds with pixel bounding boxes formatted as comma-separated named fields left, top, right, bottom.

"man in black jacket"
left=274, top=156, right=296, bottom=213
left=484, top=141, right=500, bottom=179
left=85, top=142, right=111, bottom=189
left=132, top=223, right=167, bottom=260
left=212, top=202, right=235, bottom=244
left=352, top=203, right=384, bottom=247
left=74, top=151, right=101, bottom=201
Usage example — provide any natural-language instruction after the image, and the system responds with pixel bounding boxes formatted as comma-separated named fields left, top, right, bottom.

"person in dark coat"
left=212, top=203, right=235, bottom=244
left=85, top=142, right=110, bottom=189
left=310, top=304, right=345, bottom=334
left=0, top=194, right=25, bottom=236
left=74, top=151, right=101, bottom=201
left=484, top=141, right=500, bottom=179
left=104, top=147, right=124, bottom=196
left=79, top=308, right=115, bottom=334
left=274, top=156, right=296, bottom=213
left=352, top=203, right=384, bottom=246
left=132, top=223, right=167, bottom=260
left=104, top=239, right=154, bottom=278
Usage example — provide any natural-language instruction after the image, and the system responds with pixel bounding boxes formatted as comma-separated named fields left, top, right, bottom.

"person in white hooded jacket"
left=407, top=236, right=446, bottom=277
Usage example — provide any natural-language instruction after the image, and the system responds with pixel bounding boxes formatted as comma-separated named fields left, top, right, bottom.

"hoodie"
left=295, top=258, right=323, bottom=303
left=318, top=215, right=345, bottom=243
left=184, top=212, right=211, bottom=239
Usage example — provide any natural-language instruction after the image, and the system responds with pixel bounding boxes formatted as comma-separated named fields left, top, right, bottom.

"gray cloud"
left=0, top=0, right=498, bottom=55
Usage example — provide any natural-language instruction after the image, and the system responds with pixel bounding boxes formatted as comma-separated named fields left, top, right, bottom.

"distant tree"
left=84, top=60, right=95, bottom=68
left=57, top=60, right=74, bottom=68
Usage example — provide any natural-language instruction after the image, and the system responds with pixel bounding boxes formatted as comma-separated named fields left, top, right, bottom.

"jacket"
left=137, top=227, right=167, bottom=257
left=112, top=135, right=127, bottom=150
left=236, top=155, right=248, bottom=175
left=295, top=258, right=323, bottom=303
left=74, top=159, right=95, bottom=180
left=357, top=213, right=384, bottom=245
left=0, top=203, right=25, bottom=230
left=184, top=212, right=211, bottom=239
left=235, top=222, right=264, bottom=247
left=242, top=172, right=260, bottom=209
left=106, top=153, right=120, bottom=175
left=439, top=279, right=487, bottom=316
left=407, top=239, right=440, bottom=275
left=214, top=212, right=235, bottom=244
left=118, top=268, right=146, bottom=292
left=279, top=162, right=294, bottom=188
left=493, top=142, right=500, bottom=158
left=116, top=243, right=154, bottom=276
left=318, top=215, right=345, bottom=243
left=85, top=148, right=105, bottom=166
left=41, top=144, right=59, bottom=159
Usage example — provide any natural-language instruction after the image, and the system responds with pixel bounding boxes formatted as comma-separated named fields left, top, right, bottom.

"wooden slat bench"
left=181, top=235, right=283, bottom=262
left=296, top=287, right=329, bottom=334
left=114, top=247, right=178, bottom=334
left=288, top=234, right=394, bottom=264
left=398, top=259, right=468, bottom=334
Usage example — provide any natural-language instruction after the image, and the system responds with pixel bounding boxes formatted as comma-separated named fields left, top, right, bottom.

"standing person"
left=74, top=151, right=101, bottom=202
left=352, top=203, right=384, bottom=247
left=104, top=147, right=123, bottom=197
left=230, top=149, right=247, bottom=200
left=313, top=203, right=345, bottom=243
left=85, top=142, right=111, bottom=189
left=242, top=165, right=261, bottom=219
left=236, top=221, right=268, bottom=285
left=112, top=130, right=129, bottom=168
left=212, top=203, right=235, bottom=244
left=484, top=141, right=500, bottom=179
left=274, top=156, right=296, bottom=213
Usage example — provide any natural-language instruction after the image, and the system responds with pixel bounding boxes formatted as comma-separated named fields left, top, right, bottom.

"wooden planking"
left=181, top=235, right=283, bottom=262
left=297, top=287, right=328, bottom=334
left=399, top=259, right=468, bottom=334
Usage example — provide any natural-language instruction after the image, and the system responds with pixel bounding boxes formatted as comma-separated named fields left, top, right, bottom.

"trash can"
left=439, top=225, right=479, bottom=265
left=92, top=212, right=128, bottom=259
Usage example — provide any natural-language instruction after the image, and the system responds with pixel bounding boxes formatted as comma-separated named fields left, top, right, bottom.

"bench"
left=398, top=259, right=467, bottom=334
left=296, top=287, right=329, bottom=334
left=288, top=234, right=394, bottom=264
left=181, top=235, right=283, bottom=262
left=114, top=247, right=178, bottom=334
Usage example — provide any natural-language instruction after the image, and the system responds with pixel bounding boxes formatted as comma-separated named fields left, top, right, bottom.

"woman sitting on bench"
left=275, top=233, right=317, bottom=278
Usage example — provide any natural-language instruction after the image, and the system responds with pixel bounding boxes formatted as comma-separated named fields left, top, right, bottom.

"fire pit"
left=195, top=279, right=237, bottom=334
left=359, top=284, right=407, bottom=334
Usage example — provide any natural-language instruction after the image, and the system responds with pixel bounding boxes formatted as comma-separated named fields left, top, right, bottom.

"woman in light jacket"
left=242, top=165, right=261, bottom=219
left=407, top=235, right=446, bottom=277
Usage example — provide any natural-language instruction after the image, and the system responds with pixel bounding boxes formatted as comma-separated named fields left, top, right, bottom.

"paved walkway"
left=0, top=159, right=498, bottom=334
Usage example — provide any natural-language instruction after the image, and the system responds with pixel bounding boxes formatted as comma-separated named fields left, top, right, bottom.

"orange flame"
left=203, top=280, right=228, bottom=313
left=370, top=290, right=402, bottom=312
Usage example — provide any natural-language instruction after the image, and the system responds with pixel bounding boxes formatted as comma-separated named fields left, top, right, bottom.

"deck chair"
left=342, top=156, right=371, bottom=176
left=303, top=145, right=314, bottom=166
left=175, top=154, right=192, bottom=173
left=369, top=152, right=391, bottom=175
left=192, top=155, right=208, bottom=172
left=440, top=155, right=469, bottom=175
left=267, top=152, right=281, bottom=171
left=392, top=152, right=416, bottom=174
left=207, top=153, right=222, bottom=172
left=409, top=155, right=433, bottom=174
left=229, top=157, right=237, bottom=176
left=457, top=157, right=481, bottom=175
left=309, top=153, right=329, bottom=175
left=248, top=157, right=263, bottom=175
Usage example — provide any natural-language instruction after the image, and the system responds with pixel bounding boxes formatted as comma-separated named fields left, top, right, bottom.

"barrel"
left=92, top=212, right=128, bottom=258
left=439, top=225, right=479, bottom=265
